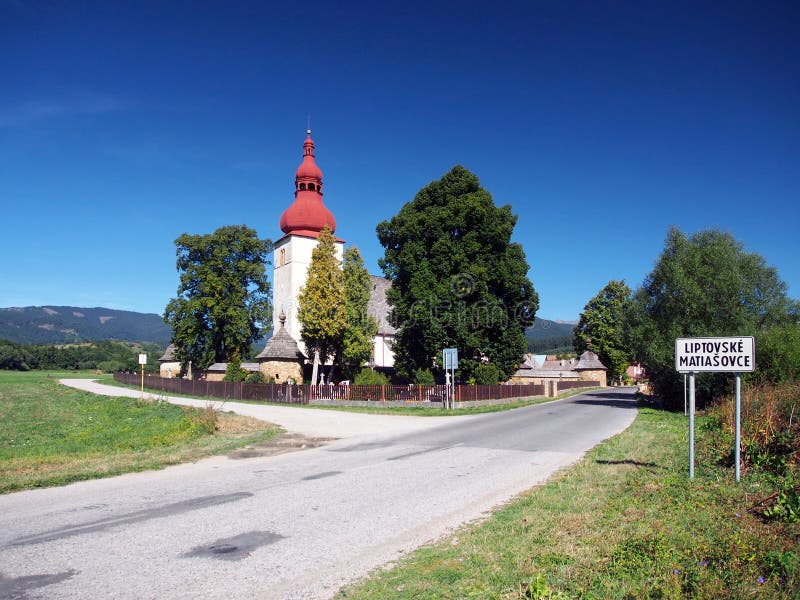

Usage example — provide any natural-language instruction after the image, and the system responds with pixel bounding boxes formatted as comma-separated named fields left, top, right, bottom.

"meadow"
left=0, top=371, right=280, bottom=493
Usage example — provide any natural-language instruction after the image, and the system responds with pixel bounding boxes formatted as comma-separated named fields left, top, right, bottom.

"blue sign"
left=443, top=348, right=458, bottom=370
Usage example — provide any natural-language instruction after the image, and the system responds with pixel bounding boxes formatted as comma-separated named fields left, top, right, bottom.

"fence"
left=114, top=373, right=600, bottom=406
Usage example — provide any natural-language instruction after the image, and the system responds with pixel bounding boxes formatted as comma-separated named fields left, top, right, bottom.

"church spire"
left=279, top=130, right=336, bottom=237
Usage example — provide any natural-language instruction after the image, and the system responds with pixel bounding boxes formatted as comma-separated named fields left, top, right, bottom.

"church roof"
left=574, top=350, right=607, bottom=370
left=279, top=130, right=336, bottom=238
left=368, top=275, right=397, bottom=335
left=256, top=314, right=304, bottom=360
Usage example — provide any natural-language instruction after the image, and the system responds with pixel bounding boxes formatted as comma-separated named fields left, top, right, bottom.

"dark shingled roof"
left=368, top=275, right=396, bottom=335
left=256, top=317, right=304, bottom=360
left=159, top=344, right=176, bottom=362
left=574, top=350, right=607, bottom=370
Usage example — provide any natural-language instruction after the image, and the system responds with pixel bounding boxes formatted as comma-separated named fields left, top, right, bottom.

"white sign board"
left=138, top=353, right=148, bottom=365
left=675, top=336, right=754, bottom=373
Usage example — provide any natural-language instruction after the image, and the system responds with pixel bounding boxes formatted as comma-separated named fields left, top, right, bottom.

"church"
left=160, top=131, right=395, bottom=381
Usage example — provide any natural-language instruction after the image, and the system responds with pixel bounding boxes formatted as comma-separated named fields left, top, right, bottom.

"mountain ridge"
left=0, top=305, right=171, bottom=345
left=0, top=305, right=574, bottom=351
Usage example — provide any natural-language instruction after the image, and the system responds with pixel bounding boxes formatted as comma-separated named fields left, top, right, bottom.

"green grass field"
left=0, top=371, right=281, bottom=493
left=339, top=400, right=800, bottom=599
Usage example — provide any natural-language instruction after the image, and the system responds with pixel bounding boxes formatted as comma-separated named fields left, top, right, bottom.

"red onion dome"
left=279, top=130, right=336, bottom=237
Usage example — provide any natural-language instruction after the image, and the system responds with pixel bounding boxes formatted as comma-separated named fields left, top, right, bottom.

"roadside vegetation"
left=0, top=371, right=281, bottom=493
left=339, top=390, right=800, bottom=599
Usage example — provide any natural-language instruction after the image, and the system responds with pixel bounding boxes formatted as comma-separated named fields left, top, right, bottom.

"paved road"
left=0, top=385, right=637, bottom=599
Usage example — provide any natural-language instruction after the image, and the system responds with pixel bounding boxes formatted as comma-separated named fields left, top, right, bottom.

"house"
left=510, top=350, right=607, bottom=387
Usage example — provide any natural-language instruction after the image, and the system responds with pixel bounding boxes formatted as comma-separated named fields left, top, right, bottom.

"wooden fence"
left=112, top=373, right=593, bottom=405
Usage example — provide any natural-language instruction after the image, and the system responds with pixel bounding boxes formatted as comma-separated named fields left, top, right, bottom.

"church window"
left=308, top=183, right=315, bottom=191
left=299, top=182, right=306, bottom=190
left=279, top=248, right=286, bottom=266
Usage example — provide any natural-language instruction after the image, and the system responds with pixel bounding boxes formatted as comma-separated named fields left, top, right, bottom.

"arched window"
left=308, top=183, right=315, bottom=191
left=299, top=182, right=306, bottom=190
left=279, top=248, right=286, bottom=266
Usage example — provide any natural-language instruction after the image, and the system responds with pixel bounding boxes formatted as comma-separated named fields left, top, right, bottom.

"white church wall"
left=273, top=233, right=344, bottom=352
left=373, top=334, right=395, bottom=368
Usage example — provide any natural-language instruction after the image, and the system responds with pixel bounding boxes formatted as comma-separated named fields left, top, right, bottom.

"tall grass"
left=709, top=382, right=798, bottom=475
left=707, top=381, right=799, bottom=523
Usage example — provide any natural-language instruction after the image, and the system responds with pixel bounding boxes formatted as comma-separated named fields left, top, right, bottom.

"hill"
left=0, top=306, right=171, bottom=345
left=525, top=317, right=576, bottom=354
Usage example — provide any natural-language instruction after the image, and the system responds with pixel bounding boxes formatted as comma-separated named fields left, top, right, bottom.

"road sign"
left=675, top=336, right=754, bottom=373
left=138, top=353, right=148, bottom=365
left=676, top=336, right=756, bottom=483
left=443, top=348, right=458, bottom=370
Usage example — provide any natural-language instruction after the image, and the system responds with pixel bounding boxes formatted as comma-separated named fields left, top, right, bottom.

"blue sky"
left=1, top=1, right=798, bottom=322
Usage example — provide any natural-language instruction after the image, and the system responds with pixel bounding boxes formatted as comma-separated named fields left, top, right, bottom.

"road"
left=0, top=385, right=637, bottom=599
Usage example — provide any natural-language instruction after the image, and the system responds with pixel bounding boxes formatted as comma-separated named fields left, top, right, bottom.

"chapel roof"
left=256, top=313, right=304, bottom=360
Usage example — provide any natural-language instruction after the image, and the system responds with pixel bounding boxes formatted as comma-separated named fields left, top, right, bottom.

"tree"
left=297, top=226, right=347, bottom=384
left=163, top=225, right=272, bottom=373
left=625, top=227, right=798, bottom=407
left=340, top=246, right=378, bottom=378
left=377, top=166, right=538, bottom=381
left=573, top=280, right=632, bottom=383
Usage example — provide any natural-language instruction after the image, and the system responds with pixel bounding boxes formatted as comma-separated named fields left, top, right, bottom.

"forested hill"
left=525, top=318, right=576, bottom=354
left=0, top=306, right=171, bottom=345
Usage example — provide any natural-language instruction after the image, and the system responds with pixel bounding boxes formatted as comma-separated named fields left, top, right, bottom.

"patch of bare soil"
left=227, top=433, right=337, bottom=460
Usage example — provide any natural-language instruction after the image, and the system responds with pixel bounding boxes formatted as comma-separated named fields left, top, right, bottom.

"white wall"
left=273, top=233, right=343, bottom=352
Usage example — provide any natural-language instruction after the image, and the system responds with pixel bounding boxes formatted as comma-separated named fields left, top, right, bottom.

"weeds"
left=707, top=381, right=800, bottom=523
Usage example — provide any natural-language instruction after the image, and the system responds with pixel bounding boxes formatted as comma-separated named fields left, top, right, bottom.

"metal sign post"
left=735, top=374, right=742, bottom=482
left=676, top=337, right=754, bottom=482
left=443, top=348, right=458, bottom=411
left=688, top=372, right=695, bottom=479
left=138, top=353, right=147, bottom=399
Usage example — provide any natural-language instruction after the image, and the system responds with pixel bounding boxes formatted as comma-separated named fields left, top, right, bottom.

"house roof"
left=368, top=275, right=397, bottom=336
left=207, top=362, right=260, bottom=372
left=574, top=350, right=607, bottom=370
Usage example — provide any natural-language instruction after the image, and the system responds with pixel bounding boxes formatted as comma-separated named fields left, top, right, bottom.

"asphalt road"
left=0, top=386, right=637, bottom=599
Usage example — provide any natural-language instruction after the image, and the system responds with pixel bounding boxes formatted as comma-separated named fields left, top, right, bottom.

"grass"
left=99, top=374, right=602, bottom=416
left=0, top=370, right=281, bottom=493
left=338, top=397, right=800, bottom=599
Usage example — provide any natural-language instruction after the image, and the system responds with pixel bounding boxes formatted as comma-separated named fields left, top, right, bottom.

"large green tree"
left=377, top=166, right=538, bottom=381
left=297, top=226, right=347, bottom=383
left=573, top=280, right=633, bottom=383
left=340, top=246, right=378, bottom=378
left=163, top=225, right=272, bottom=373
left=625, top=227, right=797, bottom=407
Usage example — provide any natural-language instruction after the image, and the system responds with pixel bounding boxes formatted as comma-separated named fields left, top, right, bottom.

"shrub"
left=245, top=371, right=267, bottom=383
left=752, top=324, right=800, bottom=385
left=222, top=353, right=248, bottom=382
left=474, top=363, right=502, bottom=385
left=412, top=368, right=436, bottom=385
left=353, top=368, right=390, bottom=386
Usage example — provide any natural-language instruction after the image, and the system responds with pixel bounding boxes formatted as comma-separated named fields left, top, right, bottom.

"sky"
left=1, top=1, right=798, bottom=322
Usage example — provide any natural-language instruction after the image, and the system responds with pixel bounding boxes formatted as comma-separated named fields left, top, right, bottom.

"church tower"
left=273, top=131, right=343, bottom=346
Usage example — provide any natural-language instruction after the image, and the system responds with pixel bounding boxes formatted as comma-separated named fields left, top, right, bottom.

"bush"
left=474, top=363, right=501, bottom=385
left=222, top=353, right=248, bottom=382
left=245, top=371, right=267, bottom=383
left=412, top=368, right=436, bottom=385
left=753, top=324, right=800, bottom=385
left=353, top=368, right=390, bottom=386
